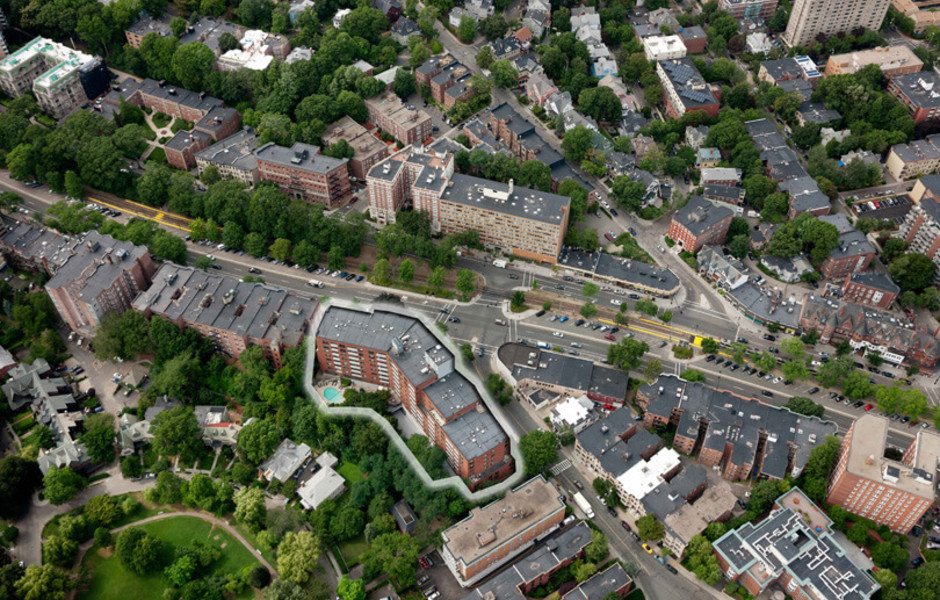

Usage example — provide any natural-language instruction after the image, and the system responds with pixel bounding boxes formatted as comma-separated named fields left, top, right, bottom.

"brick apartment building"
left=364, top=91, right=432, bottom=146
left=637, top=375, right=836, bottom=482
left=195, top=127, right=260, bottom=185
left=818, top=227, right=876, bottom=280
left=799, top=294, right=940, bottom=368
left=125, top=13, right=171, bottom=48
left=105, top=78, right=227, bottom=123
left=322, top=116, right=390, bottom=180
left=0, top=37, right=109, bottom=119
left=896, top=181, right=940, bottom=284
left=678, top=26, right=707, bottom=54
left=840, top=272, right=901, bottom=309
left=667, top=195, right=733, bottom=252
left=367, top=146, right=570, bottom=263
left=441, top=476, right=564, bottom=585
left=132, top=263, right=317, bottom=368
left=313, top=305, right=514, bottom=488
left=45, top=231, right=155, bottom=335
left=888, top=70, right=940, bottom=124
left=827, top=414, right=940, bottom=533
left=255, top=142, right=352, bottom=208
left=718, top=0, right=779, bottom=18
left=164, top=105, right=241, bottom=170
left=656, top=58, right=720, bottom=119
left=714, top=488, right=879, bottom=600
left=825, top=45, right=923, bottom=78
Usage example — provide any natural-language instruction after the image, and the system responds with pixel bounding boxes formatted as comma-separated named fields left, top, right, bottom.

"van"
left=494, top=318, right=506, bottom=326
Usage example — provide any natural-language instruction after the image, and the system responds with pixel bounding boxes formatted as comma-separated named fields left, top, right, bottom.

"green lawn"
left=337, top=462, right=363, bottom=484
left=76, top=515, right=260, bottom=600
left=147, top=147, right=167, bottom=164
left=337, top=535, right=370, bottom=566
left=151, top=112, right=171, bottom=129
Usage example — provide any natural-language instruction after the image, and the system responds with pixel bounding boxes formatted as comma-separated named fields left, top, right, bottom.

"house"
left=779, top=176, right=830, bottom=218
left=760, top=255, right=815, bottom=282
left=644, top=35, right=687, bottom=61
left=490, top=36, right=523, bottom=61
left=648, top=7, right=680, bottom=31
left=390, top=17, right=420, bottom=43
left=656, top=58, right=720, bottom=118
left=333, top=8, right=351, bottom=27
left=523, top=1, right=551, bottom=38
left=297, top=466, right=346, bottom=510
left=632, top=134, right=656, bottom=159
left=598, top=74, right=638, bottom=114
left=606, top=151, right=636, bottom=176
left=696, top=147, right=721, bottom=168
left=758, top=56, right=822, bottom=86
left=667, top=195, right=734, bottom=252
left=698, top=246, right=749, bottom=290
left=259, top=439, right=311, bottom=482
left=796, top=101, right=841, bottom=126
left=549, top=395, right=597, bottom=434
left=525, top=72, right=558, bottom=107
left=819, top=228, right=876, bottom=280
left=746, top=32, right=773, bottom=54
left=700, top=167, right=742, bottom=186
left=887, top=70, right=940, bottom=124
left=825, top=45, right=923, bottom=78
left=702, top=184, right=745, bottom=205
left=515, top=27, right=533, bottom=49
left=372, top=0, right=401, bottom=22
left=0, top=345, right=15, bottom=379
left=685, top=125, right=709, bottom=149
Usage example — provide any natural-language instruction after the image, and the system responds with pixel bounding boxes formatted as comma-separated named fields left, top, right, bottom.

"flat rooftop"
left=441, top=173, right=570, bottom=226
left=845, top=415, right=940, bottom=500
left=442, top=476, right=564, bottom=568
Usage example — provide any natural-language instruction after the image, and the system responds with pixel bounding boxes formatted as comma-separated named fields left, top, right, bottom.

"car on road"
left=559, top=316, right=569, bottom=323
left=705, top=355, right=715, bottom=362
left=355, top=275, right=364, bottom=282
left=736, top=337, right=749, bottom=344
left=604, top=333, right=616, bottom=341
left=575, top=319, right=585, bottom=326
left=854, top=401, right=865, bottom=408
left=508, top=273, right=519, bottom=279
left=642, top=544, right=654, bottom=554
left=772, top=376, right=781, bottom=384
left=448, top=317, right=460, bottom=323
left=571, top=342, right=582, bottom=348
left=248, top=267, right=261, bottom=274
left=730, top=364, right=740, bottom=371
left=418, top=575, right=431, bottom=586
left=912, top=558, right=925, bottom=569
left=882, top=371, right=894, bottom=378
left=552, top=331, right=564, bottom=338
left=610, top=208, right=619, bottom=216
left=605, top=232, right=615, bottom=242
left=628, top=228, right=637, bottom=236
left=762, top=390, right=773, bottom=397
left=574, top=481, right=583, bottom=490
left=763, top=334, right=776, bottom=341
left=536, top=310, right=546, bottom=317
left=607, top=507, right=617, bottom=517
left=665, top=565, right=678, bottom=575
left=808, top=387, right=819, bottom=394
left=620, top=520, right=631, bottom=531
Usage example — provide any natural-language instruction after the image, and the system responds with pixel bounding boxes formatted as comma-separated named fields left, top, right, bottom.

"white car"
left=552, top=332, right=564, bottom=338
left=772, top=376, right=782, bottom=384
left=610, top=299, right=622, bottom=306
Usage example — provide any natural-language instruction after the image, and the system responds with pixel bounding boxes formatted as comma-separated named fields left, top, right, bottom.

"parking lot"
left=416, top=550, right=463, bottom=600
left=60, top=332, right=146, bottom=416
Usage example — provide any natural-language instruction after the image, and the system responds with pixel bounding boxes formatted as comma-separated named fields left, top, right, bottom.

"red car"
left=604, top=333, right=616, bottom=341
left=864, top=404, right=874, bottom=411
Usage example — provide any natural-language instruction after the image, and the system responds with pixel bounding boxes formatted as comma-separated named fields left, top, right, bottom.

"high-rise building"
left=827, top=414, right=940, bottom=533
left=783, top=0, right=891, bottom=48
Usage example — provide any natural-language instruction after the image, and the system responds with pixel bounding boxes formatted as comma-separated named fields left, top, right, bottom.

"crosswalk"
left=550, top=458, right=572, bottom=476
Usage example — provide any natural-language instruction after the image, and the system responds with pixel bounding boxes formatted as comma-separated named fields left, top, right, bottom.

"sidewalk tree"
left=680, top=369, right=705, bottom=383
left=398, top=258, right=415, bottom=283
left=328, top=244, right=345, bottom=270
left=700, top=338, right=719, bottom=354
left=456, top=268, right=476, bottom=296
left=542, top=301, right=552, bottom=311
left=780, top=337, right=805, bottom=359
left=636, top=514, right=664, bottom=540
left=562, top=125, right=593, bottom=163
left=866, top=351, right=883, bottom=367
left=491, top=60, right=518, bottom=88
left=781, top=360, right=810, bottom=383
left=475, top=46, right=494, bottom=70
left=457, top=15, right=477, bottom=43
left=659, top=310, right=672, bottom=323
left=582, top=282, right=599, bottom=297
left=730, top=342, right=748, bottom=364
left=784, top=396, right=824, bottom=418
left=753, top=351, right=776, bottom=373
left=64, top=171, right=83, bottom=198
left=372, top=258, right=392, bottom=284
left=644, top=359, right=663, bottom=380
left=608, top=338, right=649, bottom=371
left=520, top=430, right=558, bottom=477
left=194, top=255, right=214, bottom=271
left=269, top=238, right=292, bottom=262
left=842, top=370, right=873, bottom=401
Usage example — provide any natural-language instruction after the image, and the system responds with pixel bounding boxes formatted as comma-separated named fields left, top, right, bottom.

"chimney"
left=508, top=178, right=514, bottom=196
left=866, top=454, right=874, bottom=465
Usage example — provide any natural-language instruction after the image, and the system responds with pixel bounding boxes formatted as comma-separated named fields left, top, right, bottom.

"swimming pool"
left=324, top=387, right=341, bottom=403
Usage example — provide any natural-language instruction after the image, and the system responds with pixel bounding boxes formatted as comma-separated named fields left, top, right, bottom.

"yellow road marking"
left=88, top=197, right=191, bottom=232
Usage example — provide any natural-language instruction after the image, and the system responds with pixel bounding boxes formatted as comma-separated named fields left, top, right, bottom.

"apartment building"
left=643, top=35, right=687, bottom=61
left=656, top=58, right=720, bottom=119
left=885, top=135, right=940, bottom=180
left=825, top=46, right=923, bottom=78
left=758, top=56, right=822, bottom=86
left=714, top=488, right=879, bottom=600
left=827, top=414, right=940, bottom=533
left=637, top=375, right=837, bottom=481
left=783, top=0, right=891, bottom=47
left=45, top=231, right=155, bottom=335
left=132, top=263, right=317, bottom=368
left=165, top=130, right=212, bottom=170
left=0, top=220, right=77, bottom=274
left=364, top=91, right=432, bottom=146
left=313, top=305, right=514, bottom=487
left=840, top=272, right=901, bottom=309
left=574, top=408, right=736, bottom=555
left=101, top=77, right=232, bottom=125
left=255, top=142, right=351, bottom=208
left=0, top=37, right=109, bottom=119
left=891, top=0, right=940, bottom=33
left=896, top=195, right=940, bottom=284
left=718, top=0, right=779, bottom=19
left=667, top=195, right=733, bottom=252
left=505, top=346, right=631, bottom=407
left=322, top=116, right=390, bottom=181
left=195, top=127, right=260, bottom=185
left=367, top=146, right=570, bottom=263
left=799, top=294, right=940, bottom=367
left=441, top=476, right=564, bottom=586
left=678, top=26, right=708, bottom=53
left=888, top=71, right=940, bottom=124
left=125, top=12, right=171, bottom=48
left=819, top=231, right=876, bottom=279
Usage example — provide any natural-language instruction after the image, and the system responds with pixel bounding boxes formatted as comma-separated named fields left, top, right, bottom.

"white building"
left=549, top=395, right=597, bottom=434
left=644, top=35, right=687, bottom=61
left=333, top=8, right=351, bottom=28
left=298, top=466, right=346, bottom=509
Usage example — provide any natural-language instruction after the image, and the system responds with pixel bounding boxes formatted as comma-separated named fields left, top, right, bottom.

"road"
left=838, top=180, right=915, bottom=201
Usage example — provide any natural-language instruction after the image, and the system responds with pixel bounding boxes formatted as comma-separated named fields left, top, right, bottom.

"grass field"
left=337, top=535, right=370, bottom=566
left=337, top=462, right=363, bottom=484
left=76, top=515, right=260, bottom=600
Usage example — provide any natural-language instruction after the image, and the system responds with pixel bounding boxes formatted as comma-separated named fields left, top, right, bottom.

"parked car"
left=604, top=333, right=616, bottom=341
left=762, top=390, right=774, bottom=397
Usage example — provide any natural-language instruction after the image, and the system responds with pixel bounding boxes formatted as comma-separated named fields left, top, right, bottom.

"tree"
left=611, top=177, right=646, bottom=213
left=150, top=405, right=202, bottom=458
left=519, top=430, right=558, bottom=476
left=584, top=529, right=608, bottom=564
left=42, top=535, right=78, bottom=568
left=701, top=338, right=719, bottom=354
left=81, top=413, right=116, bottom=463
left=330, top=506, right=365, bottom=541
left=15, top=564, right=69, bottom=600
left=785, top=397, right=824, bottom=418
left=580, top=302, right=598, bottom=319
left=889, top=253, right=936, bottom=293
left=337, top=576, right=366, bottom=600
left=393, top=69, right=416, bottom=99
left=456, top=269, right=476, bottom=296
left=0, top=456, right=41, bottom=519
left=427, top=265, right=446, bottom=290
left=511, top=290, right=526, bottom=310
left=842, top=370, right=873, bottom=401
left=562, top=125, right=593, bottom=163
left=607, top=338, right=649, bottom=371
left=582, top=282, right=599, bottom=297
left=643, top=359, right=663, bottom=381
left=491, top=60, right=519, bottom=88
left=238, top=420, right=281, bottom=465
left=476, top=46, right=494, bottom=70
left=172, top=42, right=215, bottom=90
left=816, top=355, right=854, bottom=388
left=234, top=487, right=267, bottom=532
left=781, top=360, right=810, bottom=383
left=685, top=535, right=722, bottom=585
left=871, top=541, right=908, bottom=572
left=85, top=494, right=123, bottom=528
left=398, top=258, right=415, bottom=284
left=636, top=514, right=664, bottom=540
left=574, top=561, right=597, bottom=582
left=115, top=527, right=163, bottom=575
left=361, top=531, right=420, bottom=587
left=276, top=531, right=319, bottom=583
left=457, top=14, right=477, bottom=42
left=42, top=466, right=85, bottom=505
left=680, top=369, right=706, bottom=382
left=780, top=337, right=806, bottom=359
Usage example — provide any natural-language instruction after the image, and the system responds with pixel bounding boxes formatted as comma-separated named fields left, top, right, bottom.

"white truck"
left=573, top=492, right=594, bottom=519
left=492, top=259, right=507, bottom=268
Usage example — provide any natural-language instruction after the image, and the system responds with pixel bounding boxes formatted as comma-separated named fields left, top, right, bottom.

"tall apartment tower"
left=826, top=414, right=940, bottom=533
left=783, top=0, right=891, bottom=47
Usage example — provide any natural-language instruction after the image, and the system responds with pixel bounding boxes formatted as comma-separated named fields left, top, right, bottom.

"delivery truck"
left=573, top=492, right=594, bottom=519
